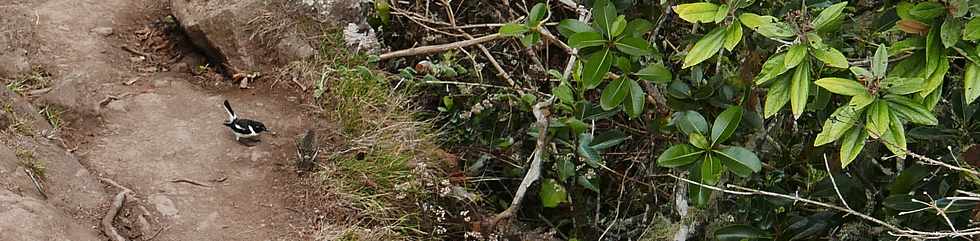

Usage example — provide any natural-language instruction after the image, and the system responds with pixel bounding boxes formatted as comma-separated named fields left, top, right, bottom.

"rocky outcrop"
left=171, top=0, right=318, bottom=73
left=0, top=189, right=102, bottom=241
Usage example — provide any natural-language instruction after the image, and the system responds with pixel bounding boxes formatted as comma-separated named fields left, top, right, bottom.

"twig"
left=102, top=190, right=131, bottom=241
left=561, top=6, right=591, bottom=80
left=909, top=152, right=980, bottom=176
left=124, top=77, right=141, bottom=86
left=24, top=168, right=47, bottom=199
left=379, top=33, right=502, bottom=60
left=489, top=97, right=555, bottom=226
left=99, top=92, right=133, bottom=106
left=423, top=80, right=508, bottom=88
left=824, top=154, right=852, bottom=210
left=169, top=178, right=213, bottom=188
left=539, top=28, right=573, bottom=54
left=146, top=225, right=170, bottom=241
left=121, top=45, right=149, bottom=58
left=99, top=177, right=134, bottom=194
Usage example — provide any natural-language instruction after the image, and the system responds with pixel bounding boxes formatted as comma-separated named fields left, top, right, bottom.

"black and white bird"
left=222, top=100, right=268, bottom=143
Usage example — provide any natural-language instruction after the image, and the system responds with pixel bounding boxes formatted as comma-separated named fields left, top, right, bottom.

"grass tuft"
left=16, top=148, right=45, bottom=180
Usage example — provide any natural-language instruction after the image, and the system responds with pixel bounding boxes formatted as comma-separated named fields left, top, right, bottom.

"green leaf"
left=657, top=144, right=704, bottom=167
left=520, top=32, right=541, bottom=46
left=941, top=17, right=962, bottom=48
left=674, top=110, right=709, bottom=135
left=527, top=3, right=548, bottom=27
left=884, top=95, right=938, bottom=125
left=714, top=146, right=762, bottom=177
left=635, top=63, right=672, bottom=84
left=713, top=4, right=730, bottom=23
left=964, top=18, right=980, bottom=41
left=920, top=52, right=949, bottom=98
left=814, top=104, right=864, bottom=146
left=615, top=36, right=653, bottom=56
left=610, top=15, right=627, bottom=37
left=764, top=75, right=792, bottom=118
left=583, top=48, right=614, bottom=90
left=565, top=117, right=588, bottom=135
left=591, top=130, right=627, bottom=150
left=755, top=53, right=790, bottom=85
left=881, top=77, right=924, bottom=95
left=790, top=60, right=810, bottom=119
left=569, top=31, right=606, bottom=49
left=733, top=0, right=756, bottom=9
left=866, top=100, right=891, bottom=138
left=888, top=165, right=930, bottom=194
left=557, top=158, right=575, bottom=182
left=624, top=19, right=654, bottom=37
left=810, top=45, right=849, bottom=68
left=872, top=44, right=888, bottom=78
left=849, top=66, right=873, bottom=81
left=555, top=83, right=575, bottom=105
left=881, top=112, right=908, bottom=158
left=499, top=23, right=529, bottom=36
left=738, top=13, right=795, bottom=39
left=918, top=80, right=942, bottom=110
left=683, top=27, right=727, bottom=69
left=890, top=38, right=925, bottom=56
left=577, top=133, right=603, bottom=167
left=711, top=106, right=743, bottom=144
left=811, top=2, right=848, bottom=32
left=558, top=19, right=593, bottom=37
left=539, top=179, right=567, bottom=208
left=715, top=224, right=770, bottom=241
left=815, top=77, right=866, bottom=96
left=593, top=1, right=617, bottom=36
left=673, top=2, right=720, bottom=24
left=896, top=2, right=914, bottom=20
left=840, top=125, right=868, bottom=167
left=689, top=132, right=711, bottom=149
left=785, top=44, right=808, bottom=69
left=688, top=160, right=711, bottom=208
left=600, top=77, right=629, bottom=110
left=965, top=62, right=980, bottom=105
left=624, top=78, right=645, bottom=118
left=577, top=175, right=600, bottom=193
left=849, top=92, right=876, bottom=109
left=724, top=21, right=743, bottom=51
left=910, top=2, right=946, bottom=20
left=701, top=154, right=724, bottom=185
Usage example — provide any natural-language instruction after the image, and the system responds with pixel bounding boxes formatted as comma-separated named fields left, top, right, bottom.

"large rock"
left=171, top=0, right=318, bottom=73
left=0, top=189, right=101, bottom=241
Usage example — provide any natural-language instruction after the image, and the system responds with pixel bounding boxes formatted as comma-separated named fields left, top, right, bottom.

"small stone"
left=171, top=62, right=190, bottom=73
left=149, top=194, right=179, bottom=217
left=106, top=101, right=126, bottom=112
left=91, top=27, right=114, bottom=36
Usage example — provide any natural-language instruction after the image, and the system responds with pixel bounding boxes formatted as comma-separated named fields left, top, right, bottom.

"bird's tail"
left=223, top=100, right=237, bottom=122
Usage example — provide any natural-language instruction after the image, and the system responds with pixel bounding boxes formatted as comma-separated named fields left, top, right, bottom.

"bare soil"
left=2, top=0, right=327, bottom=240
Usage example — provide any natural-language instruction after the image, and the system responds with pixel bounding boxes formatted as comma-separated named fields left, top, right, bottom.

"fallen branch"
left=99, top=92, right=133, bottom=106
left=169, top=178, right=212, bottom=188
left=102, top=190, right=131, bottom=241
left=379, top=33, right=502, bottom=60
left=121, top=45, right=149, bottom=58
left=489, top=97, right=554, bottom=226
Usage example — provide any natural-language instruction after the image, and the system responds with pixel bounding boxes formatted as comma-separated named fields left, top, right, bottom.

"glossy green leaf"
left=785, top=44, right=808, bottom=69
left=896, top=2, right=914, bottom=20
left=909, top=2, right=946, bottom=20
left=577, top=133, right=602, bottom=167
left=688, top=161, right=711, bottom=208
left=674, top=111, right=709, bottom=135
left=815, top=77, right=866, bottom=96
left=657, top=144, right=704, bottom=167
left=811, top=2, right=848, bottom=32
left=941, top=17, right=962, bottom=48
left=591, top=130, right=627, bottom=150
left=918, top=80, right=942, bottom=111
left=555, top=83, right=574, bottom=105
left=683, top=27, right=727, bottom=69
left=967, top=62, right=980, bottom=105
left=739, top=13, right=795, bottom=39
left=880, top=112, right=907, bottom=158
left=610, top=15, right=627, bottom=37
left=881, top=77, right=924, bottom=95
left=635, top=63, right=672, bottom=84
left=539, top=179, right=567, bottom=208
left=593, top=1, right=617, bottom=36
left=521, top=32, right=541, bottom=46
left=615, top=37, right=652, bottom=56
left=527, top=3, right=548, bottom=27
left=568, top=31, right=607, bottom=49
left=724, top=21, right=743, bottom=51
left=810, top=45, right=849, bottom=68
left=558, top=19, right=593, bottom=37
left=499, top=23, right=529, bottom=36
left=583, top=48, right=614, bottom=90
left=713, top=4, right=730, bottom=23
left=849, top=92, right=875, bottom=109
left=764, top=75, right=792, bottom=118
left=884, top=94, right=938, bottom=125
left=872, top=44, right=888, bottom=78
left=755, top=53, right=789, bottom=84
left=920, top=53, right=949, bottom=98
left=840, top=125, right=868, bottom=167
left=790, top=60, right=810, bottom=119
left=689, top=132, right=711, bottom=149
left=711, top=106, right=743, bottom=144
left=565, top=117, right=588, bottom=135
left=888, top=165, right=930, bottom=194
left=866, top=100, right=891, bottom=138
left=624, top=19, right=653, bottom=37
left=964, top=18, right=980, bottom=41
left=890, top=38, right=925, bottom=56
left=814, top=105, right=864, bottom=146
left=715, top=224, right=770, bottom=241
left=850, top=66, right=873, bottom=81
left=673, top=2, right=720, bottom=24
left=624, top=78, right=645, bottom=118
left=600, top=77, right=629, bottom=110
left=714, top=146, right=762, bottom=177
left=701, top=154, right=724, bottom=185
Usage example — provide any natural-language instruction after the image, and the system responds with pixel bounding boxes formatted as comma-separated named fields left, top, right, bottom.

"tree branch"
left=379, top=33, right=503, bottom=60
left=489, top=97, right=555, bottom=226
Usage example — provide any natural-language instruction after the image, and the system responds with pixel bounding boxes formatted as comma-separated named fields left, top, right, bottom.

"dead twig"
left=379, top=33, right=502, bottom=60
left=102, top=190, right=131, bottom=241
left=24, top=168, right=47, bottom=199
left=121, top=45, right=149, bottom=58
left=99, top=92, right=133, bottom=106
left=124, top=77, right=141, bottom=86
left=489, top=97, right=554, bottom=226
left=169, top=178, right=213, bottom=188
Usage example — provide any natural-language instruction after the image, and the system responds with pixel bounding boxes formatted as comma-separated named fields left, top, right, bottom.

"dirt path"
left=24, top=0, right=313, bottom=239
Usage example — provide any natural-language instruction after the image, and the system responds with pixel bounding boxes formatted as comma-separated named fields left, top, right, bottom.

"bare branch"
left=379, top=33, right=503, bottom=60
left=490, top=97, right=555, bottom=226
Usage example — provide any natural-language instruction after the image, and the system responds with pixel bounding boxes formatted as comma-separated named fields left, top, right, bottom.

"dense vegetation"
left=370, top=0, right=980, bottom=240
